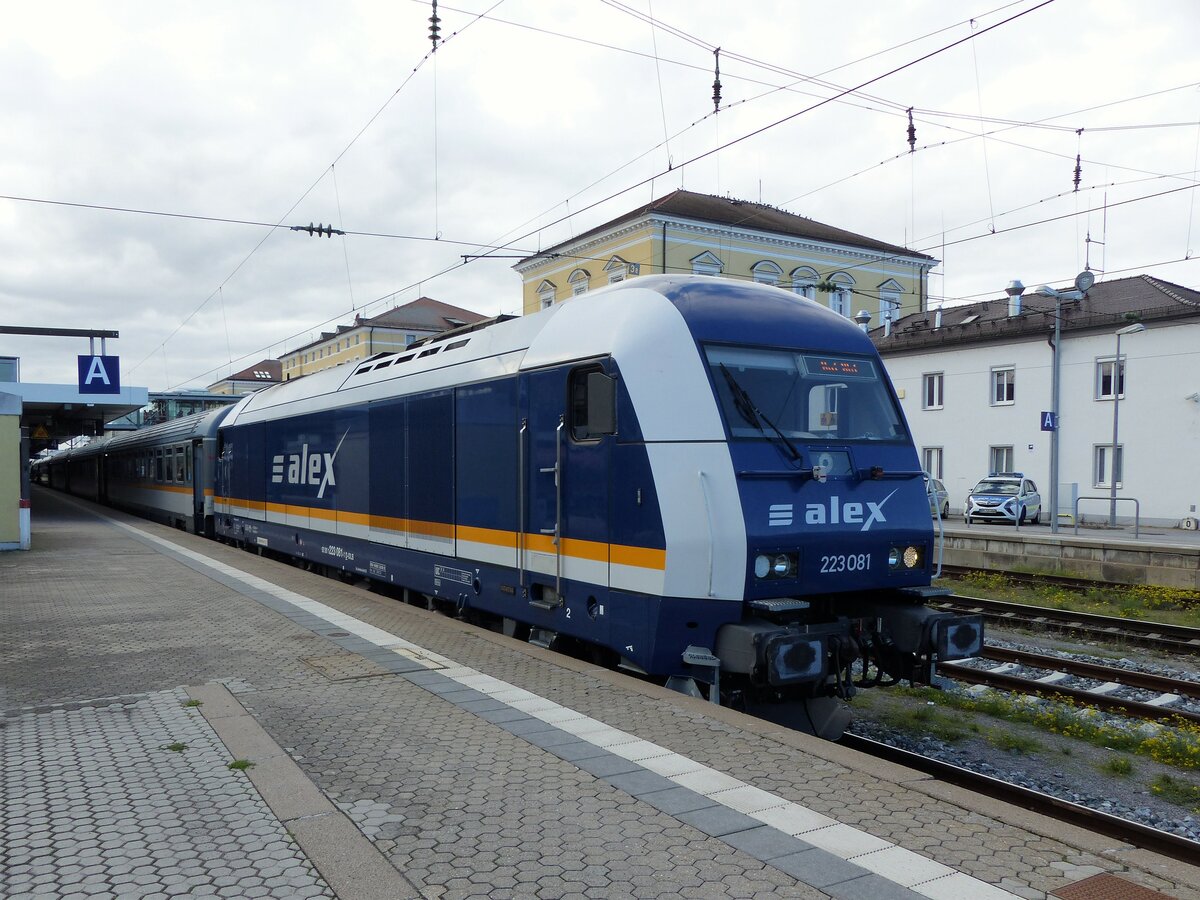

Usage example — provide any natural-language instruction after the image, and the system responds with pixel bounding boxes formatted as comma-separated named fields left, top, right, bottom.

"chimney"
left=853, top=309, right=872, bottom=334
left=1005, top=279, right=1025, bottom=317
left=934, top=306, right=942, bottom=329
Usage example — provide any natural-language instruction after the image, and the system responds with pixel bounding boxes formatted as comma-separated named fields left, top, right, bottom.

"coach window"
left=185, top=448, right=192, bottom=485
left=568, top=366, right=616, bottom=441
left=176, top=446, right=186, bottom=484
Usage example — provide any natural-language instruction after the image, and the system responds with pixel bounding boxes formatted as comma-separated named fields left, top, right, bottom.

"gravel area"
left=845, top=627, right=1200, bottom=843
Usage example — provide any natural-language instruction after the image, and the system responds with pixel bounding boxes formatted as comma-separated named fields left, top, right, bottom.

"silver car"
left=925, top=474, right=949, bottom=519
left=965, top=473, right=1041, bottom=525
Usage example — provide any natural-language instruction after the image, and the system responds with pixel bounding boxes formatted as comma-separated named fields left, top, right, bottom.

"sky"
left=2, top=0, right=1198, bottom=391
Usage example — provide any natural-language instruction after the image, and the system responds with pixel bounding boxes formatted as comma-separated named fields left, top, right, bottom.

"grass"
left=942, top=570, right=1200, bottom=629
left=181, top=699, right=203, bottom=708
left=227, top=759, right=255, bottom=771
left=868, top=685, right=1200, bottom=771
left=1099, top=756, right=1134, bottom=776
left=164, top=742, right=187, bottom=752
left=1151, top=774, right=1200, bottom=811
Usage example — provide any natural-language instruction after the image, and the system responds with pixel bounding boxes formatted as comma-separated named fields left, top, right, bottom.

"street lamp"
left=1108, top=322, right=1145, bottom=526
left=1034, top=270, right=1093, bottom=533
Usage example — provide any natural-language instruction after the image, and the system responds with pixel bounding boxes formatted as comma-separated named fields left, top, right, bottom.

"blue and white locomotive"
left=43, top=276, right=982, bottom=737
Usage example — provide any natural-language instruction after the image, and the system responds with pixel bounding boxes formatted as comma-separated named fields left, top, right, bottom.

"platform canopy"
left=2, top=381, right=149, bottom=447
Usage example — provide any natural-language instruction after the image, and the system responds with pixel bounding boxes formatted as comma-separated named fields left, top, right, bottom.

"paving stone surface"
left=1, top=688, right=331, bottom=900
left=4, top=491, right=1198, bottom=900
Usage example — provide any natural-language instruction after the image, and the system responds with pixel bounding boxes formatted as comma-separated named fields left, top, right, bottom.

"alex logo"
left=769, top=489, right=898, bottom=532
left=271, top=431, right=349, bottom=500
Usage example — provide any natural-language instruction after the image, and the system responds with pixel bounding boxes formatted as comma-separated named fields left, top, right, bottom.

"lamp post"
left=1033, top=270, right=1092, bottom=533
left=1109, top=322, right=1145, bottom=526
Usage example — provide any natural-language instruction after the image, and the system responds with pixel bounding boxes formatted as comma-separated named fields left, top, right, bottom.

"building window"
left=536, top=279, right=556, bottom=309
left=405, top=333, right=417, bottom=345
left=604, top=255, right=631, bottom=284
left=1095, top=357, right=1126, bottom=400
left=922, top=373, right=944, bottom=410
left=568, top=268, right=591, bottom=296
left=1094, top=444, right=1124, bottom=488
left=790, top=266, right=819, bottom=300
left=751, top=260, right=783, bottom=285
left=989, top=445, right=1014, bottom=474
left=880, top=293, right=901, bottom=327
left=690, top=251, right=723, bottom=276
left=991, top=367, right=1015, bottom=405
left=827, top=272, right=854, bottom=317
left=923, top=447, right=944, bottom=479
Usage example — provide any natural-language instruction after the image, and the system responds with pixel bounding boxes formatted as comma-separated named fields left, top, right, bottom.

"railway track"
left=839, top=733, right=1200, bottom=864
left=933, top=594, right=1200, bottom=654
left=939, top=646, right=1200, bottom=725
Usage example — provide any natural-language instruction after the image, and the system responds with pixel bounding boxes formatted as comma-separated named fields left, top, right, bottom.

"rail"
left=933, top=595, right=1200, bottom=654
left=1073, top=495, right=1141, bottom=538
left=839, top=733, right=1200, bottom=864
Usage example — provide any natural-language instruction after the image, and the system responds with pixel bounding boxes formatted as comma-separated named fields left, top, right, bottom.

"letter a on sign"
left=1040, top=410, right=1057, bottom=431
left=78, top=355, right=121, bottom=395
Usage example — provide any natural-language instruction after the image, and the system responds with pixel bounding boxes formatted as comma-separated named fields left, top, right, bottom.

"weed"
left=1100, top=756, right=1134, bottom=776
left=227, top=759, right=255, bottom=771
left=990, top=731, right=1040, bottom=755
left=164, top=742, right=187, bottom=752
left=182, top=699, right=203, bottom=708
left=1150, top=774, right=1200, bottom=811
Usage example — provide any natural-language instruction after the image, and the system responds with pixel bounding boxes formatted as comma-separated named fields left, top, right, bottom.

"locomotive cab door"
left=521, top=362, right=617, bottom=612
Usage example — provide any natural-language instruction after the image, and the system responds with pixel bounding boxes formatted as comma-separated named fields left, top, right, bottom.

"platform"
left=4, top=487, right=1200, bottom=899
left=935, top=520, right=1200, bottom=589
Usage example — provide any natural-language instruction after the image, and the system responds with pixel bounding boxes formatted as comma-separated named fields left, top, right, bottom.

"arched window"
left=827, top=272, right=855, bottom=317
left=568, top=268, right=591, bottom=296
left=751, top=260, right=783, bottom=285
left=790, top=266, right=819, bottom=301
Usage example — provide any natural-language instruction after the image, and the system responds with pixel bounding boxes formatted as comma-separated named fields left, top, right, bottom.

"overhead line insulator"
left=712, top=48, right=722, bottom=113
left=907, top=108, right=916, bottom=153
left=290, top=222, right=345, bottom=238
left=429, top=0, right=441, bottom=51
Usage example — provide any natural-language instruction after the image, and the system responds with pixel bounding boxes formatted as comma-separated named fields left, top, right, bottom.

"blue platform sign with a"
left=78, top=355, right=121, bottom=395
left=1040, top=410, right=1057, bottom=431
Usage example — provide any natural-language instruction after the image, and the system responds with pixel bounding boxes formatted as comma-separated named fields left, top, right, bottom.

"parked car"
left=925, top=474, right=949, bottom=519
left=965, top=473, right=1041, bottom=525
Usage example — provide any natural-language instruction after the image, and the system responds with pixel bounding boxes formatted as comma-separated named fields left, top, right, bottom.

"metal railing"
left=1073, top=495, right=1141, bottom=539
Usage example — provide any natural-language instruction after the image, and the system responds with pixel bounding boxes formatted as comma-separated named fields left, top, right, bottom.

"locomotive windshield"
left=704, top=345, right=907, bottom=443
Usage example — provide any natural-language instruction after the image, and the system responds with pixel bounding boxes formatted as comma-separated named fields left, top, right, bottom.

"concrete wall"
left=940, top=529, right=1200, bottom=590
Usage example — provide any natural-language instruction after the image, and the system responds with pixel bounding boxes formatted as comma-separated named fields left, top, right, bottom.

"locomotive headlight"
left=754, top=551, right=798, bottom=580
left=888, top=545, right=925, bottom=570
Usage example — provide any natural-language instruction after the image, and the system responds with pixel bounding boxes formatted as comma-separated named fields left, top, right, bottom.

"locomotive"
left=39, top=275, right=982, bottom=738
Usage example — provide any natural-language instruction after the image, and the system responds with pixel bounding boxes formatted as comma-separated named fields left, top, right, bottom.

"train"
left=35, top=275, right=982, bottom=738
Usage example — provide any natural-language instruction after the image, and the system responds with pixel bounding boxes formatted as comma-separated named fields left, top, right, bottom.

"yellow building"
left=279, top=298, right=486, bottom=381
left=514, top=190, right=937, bottom=325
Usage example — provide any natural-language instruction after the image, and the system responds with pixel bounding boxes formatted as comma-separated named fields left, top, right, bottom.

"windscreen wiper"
left=718, top=364, right=801, bottom=461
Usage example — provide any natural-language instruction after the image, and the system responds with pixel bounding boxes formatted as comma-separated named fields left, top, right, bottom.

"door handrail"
left=518, top=418, right=527, bottom=593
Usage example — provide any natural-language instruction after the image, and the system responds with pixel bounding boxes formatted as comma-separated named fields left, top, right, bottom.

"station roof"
left=1, top=380, right=149, bottom=445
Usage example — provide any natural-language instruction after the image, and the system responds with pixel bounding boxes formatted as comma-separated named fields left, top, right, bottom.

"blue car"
left=965, top=473, right=1041, bottom=525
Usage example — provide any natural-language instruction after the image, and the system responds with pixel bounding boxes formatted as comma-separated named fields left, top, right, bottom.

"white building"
left=872, top=275, right=1200, bottom=527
